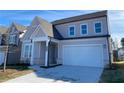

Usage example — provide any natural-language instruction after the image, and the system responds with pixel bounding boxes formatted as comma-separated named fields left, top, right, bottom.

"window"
left=24, top=45, right=29, bottom=58
left=80, top=24, right=88, bottom=35
left=68, top=26, right=75, bottom=36
left=24, top=44, right=32, bottom=58
left=94, top=22, right=102, bottom=33
left=9, top=35, right=17, bottom=44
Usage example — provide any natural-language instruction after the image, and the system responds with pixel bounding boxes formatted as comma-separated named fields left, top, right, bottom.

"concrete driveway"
left=5, top=65, right=103, bottom=83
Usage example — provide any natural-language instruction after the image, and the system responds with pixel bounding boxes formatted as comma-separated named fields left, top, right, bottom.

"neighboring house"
left=0, top=26, right=8, bottom=65
left=0, top=23, right=27, bottom=65
left=21, top=10, right=112, bottom=68
left=7, top=22, right=27, bottom=65
left=118, top=47, right=124, bottom=60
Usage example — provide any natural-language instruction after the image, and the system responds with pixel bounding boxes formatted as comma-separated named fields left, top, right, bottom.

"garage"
left=63, top=44, right=104, bottom=67
left=0, top=52, right=5, bottom=65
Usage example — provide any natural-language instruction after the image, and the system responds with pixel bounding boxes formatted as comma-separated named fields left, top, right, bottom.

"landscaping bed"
left=99, top=61, right=124, bottom=83
left=0, top=65, right=33, bottom=82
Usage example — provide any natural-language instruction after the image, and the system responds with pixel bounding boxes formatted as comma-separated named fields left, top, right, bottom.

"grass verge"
left=0, top=65, right=33, bottom=83
left=99, top=61, right=124, bottom=83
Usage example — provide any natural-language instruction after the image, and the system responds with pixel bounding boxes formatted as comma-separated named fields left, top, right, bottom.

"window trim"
left=80, top=23, right=88, bottom=36
left=68, top=25, right=76, bottom=37
left=94, top=21, right=102, bottom=34
left=23, top=44, right=32, bottom=58
left=9, top=34, right=16, bottom=44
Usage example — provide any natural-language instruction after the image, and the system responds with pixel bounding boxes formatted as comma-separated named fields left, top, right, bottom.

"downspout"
left=106, top=11, right=112, bottom=68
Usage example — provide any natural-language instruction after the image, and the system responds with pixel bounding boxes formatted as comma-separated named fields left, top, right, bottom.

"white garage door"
left=63, top=44, right=103, bottom=67
left=0, top=52, right=5, bottom=65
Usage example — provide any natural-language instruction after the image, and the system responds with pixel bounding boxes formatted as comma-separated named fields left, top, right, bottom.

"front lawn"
left=0, top=65, right=33, bottom=82
left=99, top=61, right=124, bottom=83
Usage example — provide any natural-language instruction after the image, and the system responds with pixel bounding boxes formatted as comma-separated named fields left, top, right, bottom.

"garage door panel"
left=63, top=45, right=103, bottom=67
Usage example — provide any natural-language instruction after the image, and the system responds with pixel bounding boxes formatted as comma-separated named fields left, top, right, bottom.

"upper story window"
left=94, top=22, right=102, bottom=33
left=80, top=24, right=88, bottom=35
left=68, top=25, right=75, bottom=37
left=9, top=35, right=17, bottom=45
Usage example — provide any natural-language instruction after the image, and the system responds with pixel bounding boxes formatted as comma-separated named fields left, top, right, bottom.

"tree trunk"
left=3, top=46, right=8, bottom=72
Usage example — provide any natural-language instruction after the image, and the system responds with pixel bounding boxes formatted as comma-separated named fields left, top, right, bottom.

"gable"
left=9, top=26, right=19, bottom=34
left=22, top=16, right=52, bottom=41
left=30, top=25, right=46, bottom=39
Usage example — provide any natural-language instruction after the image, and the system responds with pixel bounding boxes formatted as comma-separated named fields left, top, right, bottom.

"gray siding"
left=55, top=17, right=108, bottom=38
left=7, top=42, right=22, bottom=65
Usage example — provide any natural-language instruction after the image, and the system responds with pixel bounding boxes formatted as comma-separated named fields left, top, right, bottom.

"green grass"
left=0, top=65, right=33, bottom=83
left=99, top=61, right=124, bottom=83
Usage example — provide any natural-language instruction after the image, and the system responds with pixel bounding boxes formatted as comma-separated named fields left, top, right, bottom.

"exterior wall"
left=21, top=41, right=46, bottom=65
left=118, top=49, right=124, bottom=60
left=58, top=37, right=109, bottom=67
left=22, top=18, right=42, bottom=41
left=8, top=26, right=17, bottom=41
left=20, top=41, right=32, bottom=62
left=7, top=42, right=22, bottom=65
left=55, top=17, right=108, bottom=38
left=6, top=25, right=22, bottom=64
left=0, top=46, right=7, bottom=65
left=33, top=42, right=45, bottom=65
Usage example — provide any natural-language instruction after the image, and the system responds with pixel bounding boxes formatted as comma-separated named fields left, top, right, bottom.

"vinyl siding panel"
left=55, top=17, right=108, bottom=38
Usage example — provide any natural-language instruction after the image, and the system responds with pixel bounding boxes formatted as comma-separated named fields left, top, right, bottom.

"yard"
left=99, top=61, right=124, bottom=83
left=0, top=65, right=33, bottom=82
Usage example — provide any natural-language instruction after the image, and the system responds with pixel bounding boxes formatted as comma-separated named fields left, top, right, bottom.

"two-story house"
left=6, top=22, right=27, bottom=65
left=0, top=22, right=27, bottom=65
left=0, top=26, right=8, bottom=65
left=21, top=11, right=112, bottom=68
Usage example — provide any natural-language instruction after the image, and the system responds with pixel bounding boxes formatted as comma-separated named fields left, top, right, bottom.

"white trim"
left=93, top=21, right=103, bottom=34
left=9, top=34, right=16, bottom=44
left=30, top=24, right=47, bottom=39
left=23, top=40, right=32, bottom=43
left=61, top=37, right=107, bottom=42
left=45, top=40, right=49, bottom=66
left=68, top=25, right=76, bottom=37
left=30, top=42, right=35, bottom=65
left=32, top=36, right=49, bottom=42
left=23, top=43, right=32, bottom=58
left=51, top=38, right=59, bottom=43
left=80, top=23, right=88, bottom=36
left=62, top=44, right=104, bottom=67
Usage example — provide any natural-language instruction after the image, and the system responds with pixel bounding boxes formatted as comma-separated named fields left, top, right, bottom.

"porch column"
left=30, top=41, right=35, bottom=65
left=45, top=40, right=49, bottom=67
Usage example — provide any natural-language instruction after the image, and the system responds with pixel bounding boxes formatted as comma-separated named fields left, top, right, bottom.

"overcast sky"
left=0, top=10, right=124, bottom=46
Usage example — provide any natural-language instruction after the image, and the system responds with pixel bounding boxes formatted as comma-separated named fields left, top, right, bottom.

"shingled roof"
left=0, top=26, right=8, bottom=34
left=9, top=22, right=27, bottom=34
left=34, top=16, right=53, bottom=37
left=52, top=10, right=107, bottom=25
